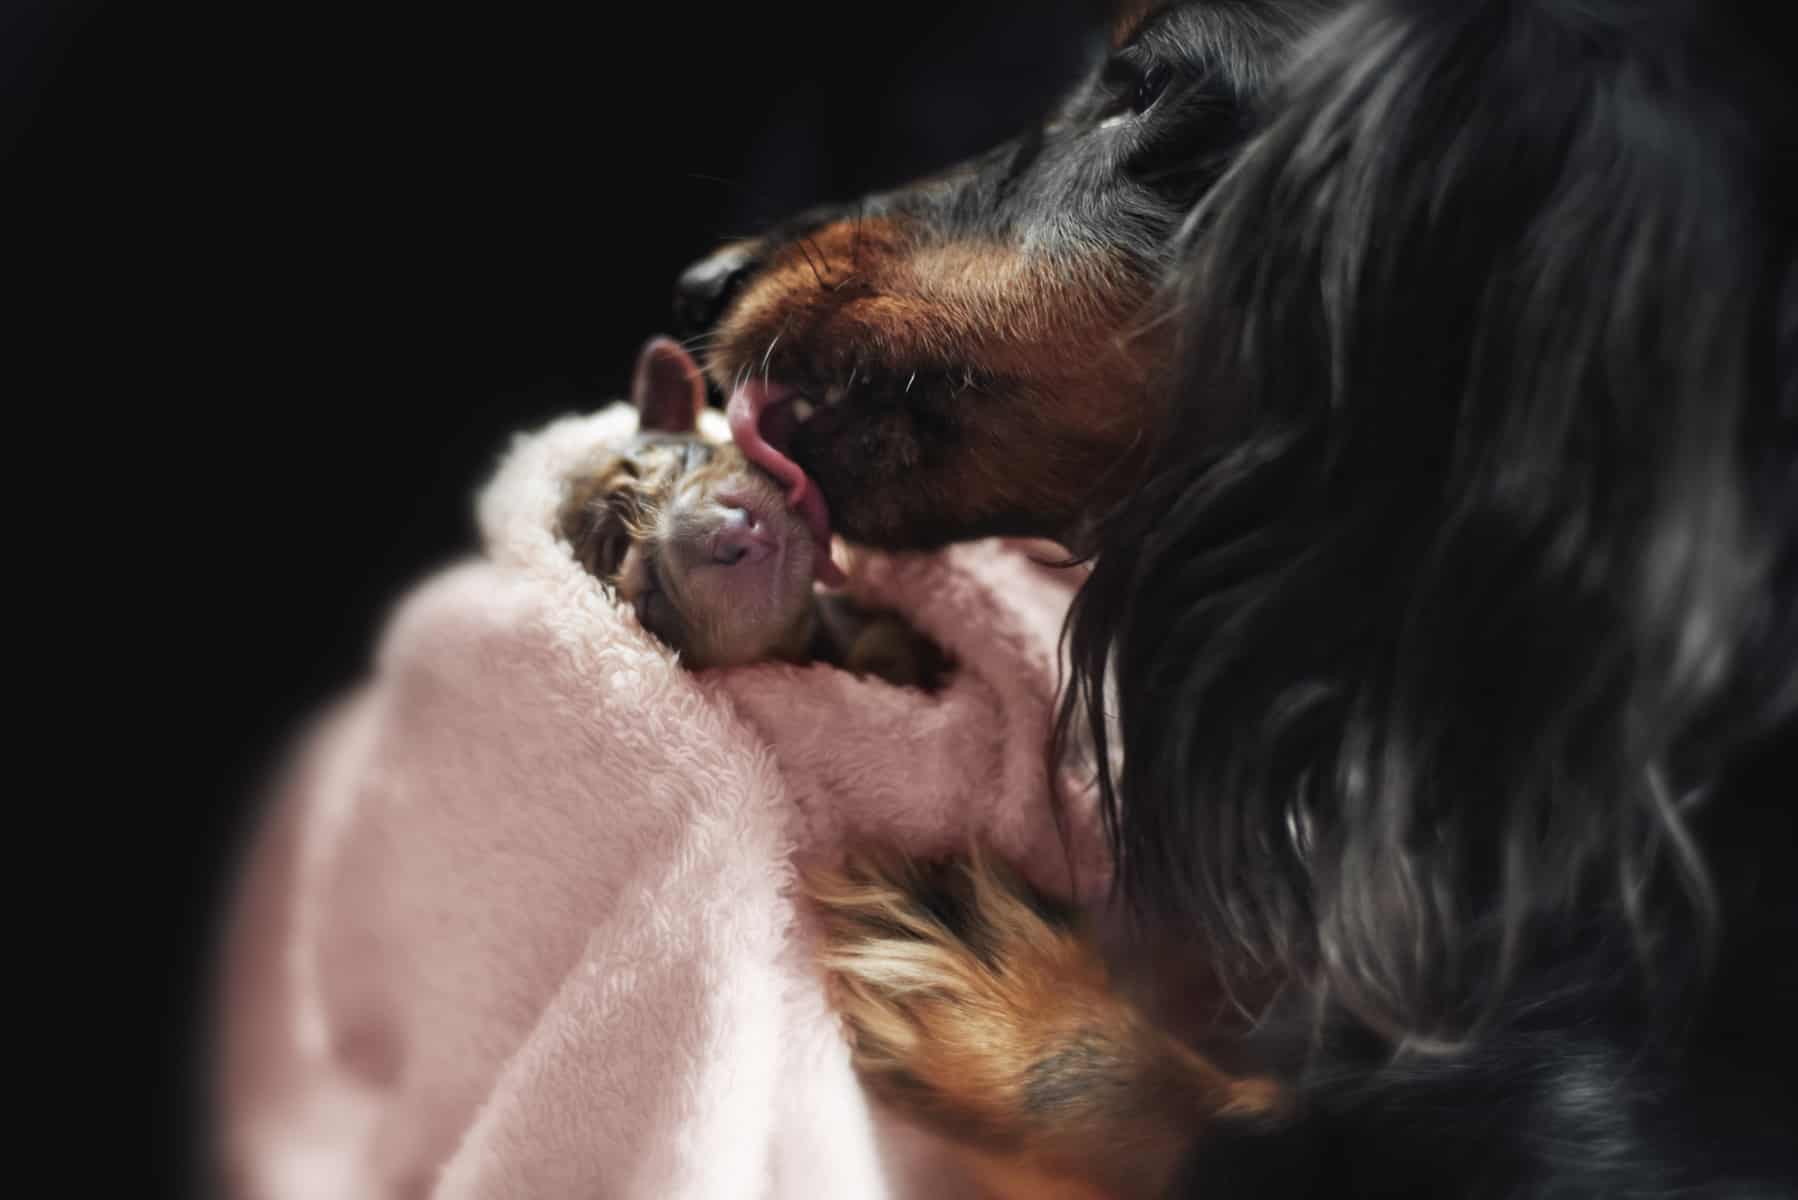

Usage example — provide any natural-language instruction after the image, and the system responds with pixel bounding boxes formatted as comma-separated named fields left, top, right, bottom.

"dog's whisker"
left=758, top=333, right=781, bottom=387
left=794, top=236, right=831, bottom=292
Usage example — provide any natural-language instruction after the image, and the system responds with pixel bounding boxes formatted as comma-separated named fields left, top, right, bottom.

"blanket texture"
left=215, top=403, right=1105, bottom=1199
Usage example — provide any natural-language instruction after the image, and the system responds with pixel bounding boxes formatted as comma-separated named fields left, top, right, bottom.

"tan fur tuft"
left=807, top=851, right=1293, bottom=1200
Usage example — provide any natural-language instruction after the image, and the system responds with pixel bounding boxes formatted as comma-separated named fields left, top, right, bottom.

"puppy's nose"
left=673, top=243, right=759, bottom=339
left=710, top=507, right=774, bottom=567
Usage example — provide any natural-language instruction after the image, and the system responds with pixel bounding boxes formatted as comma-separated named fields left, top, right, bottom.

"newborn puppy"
left=561, top=337, right=951, bottom=689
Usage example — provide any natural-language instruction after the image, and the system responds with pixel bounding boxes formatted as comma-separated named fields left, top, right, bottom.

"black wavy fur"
left=1061, top=0, right=1797, bottom=1192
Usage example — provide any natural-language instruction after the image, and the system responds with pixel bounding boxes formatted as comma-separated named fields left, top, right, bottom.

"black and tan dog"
left=678, top=4, right=1330, bottom=1195
left=682, top=1, right=1797, bottom=1197
left=681, top=1, right=1328, bottom=553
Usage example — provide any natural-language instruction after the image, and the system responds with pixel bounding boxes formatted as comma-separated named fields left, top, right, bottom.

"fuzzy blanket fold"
left=216, top=403, right=1104, bottom=1199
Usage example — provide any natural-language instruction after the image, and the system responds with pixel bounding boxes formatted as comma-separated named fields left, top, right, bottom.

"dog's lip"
left=726, top=379, right=845, bottom=586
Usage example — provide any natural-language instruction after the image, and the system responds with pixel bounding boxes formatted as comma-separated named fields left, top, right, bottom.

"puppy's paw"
left=807, top=852, right=1290, bottom=1199
left=843, top=614, right=955, bottom=690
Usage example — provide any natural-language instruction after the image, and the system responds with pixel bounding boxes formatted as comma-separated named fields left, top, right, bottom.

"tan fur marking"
left=1110, top=0, right=1167, bottom=49
left=708, top=215, right=1170, bottom=542
left=809, top=853, right=1293, bottom=1200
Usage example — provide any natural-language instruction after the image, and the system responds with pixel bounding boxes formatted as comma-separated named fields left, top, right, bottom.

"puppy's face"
left=562, top=340, right=821, bottom=669
left=697, top=2, right=1324, bottom=549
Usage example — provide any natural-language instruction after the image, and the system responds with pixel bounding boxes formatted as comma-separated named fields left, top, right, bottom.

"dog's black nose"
left=673, top=244, right=759, bottom=339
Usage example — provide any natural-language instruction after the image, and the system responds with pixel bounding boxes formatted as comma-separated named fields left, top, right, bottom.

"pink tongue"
left=727, top=380, right=845, bottom=586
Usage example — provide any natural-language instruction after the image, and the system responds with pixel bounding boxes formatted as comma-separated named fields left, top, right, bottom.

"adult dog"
left=682, top=0, right=1332, bottom=552
left=688, top=1, right=1797, bottom=1196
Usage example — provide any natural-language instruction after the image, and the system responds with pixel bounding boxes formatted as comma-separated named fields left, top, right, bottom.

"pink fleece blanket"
left=215, top=402, right=1107, bottom=1199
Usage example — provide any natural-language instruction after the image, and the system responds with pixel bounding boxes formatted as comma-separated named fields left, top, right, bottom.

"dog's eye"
left=1101, top=56, right=1172, bottom=122
left=639, top=585, right=667, bottom=629
left=572, top=515, right=632, bottom=580
left=597, top=534, right=629, bottom=578
left=1132, top=64, right=1171, bottom=115
left=637, top=556, right=685, bottom=647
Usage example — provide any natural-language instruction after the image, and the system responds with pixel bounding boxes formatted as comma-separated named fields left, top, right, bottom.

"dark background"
left=8, top=0, right=1099, bottom=1193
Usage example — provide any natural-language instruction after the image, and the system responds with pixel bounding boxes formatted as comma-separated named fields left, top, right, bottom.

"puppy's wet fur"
left=561, top=338, right=951, bottom=688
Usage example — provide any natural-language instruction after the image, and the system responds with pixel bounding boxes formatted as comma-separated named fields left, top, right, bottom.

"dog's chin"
left=801, top=437, right=1060, bottom=551
left=727, top=369, right=1072, bottom=552
left=790, top=411, right=962, bottom=551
